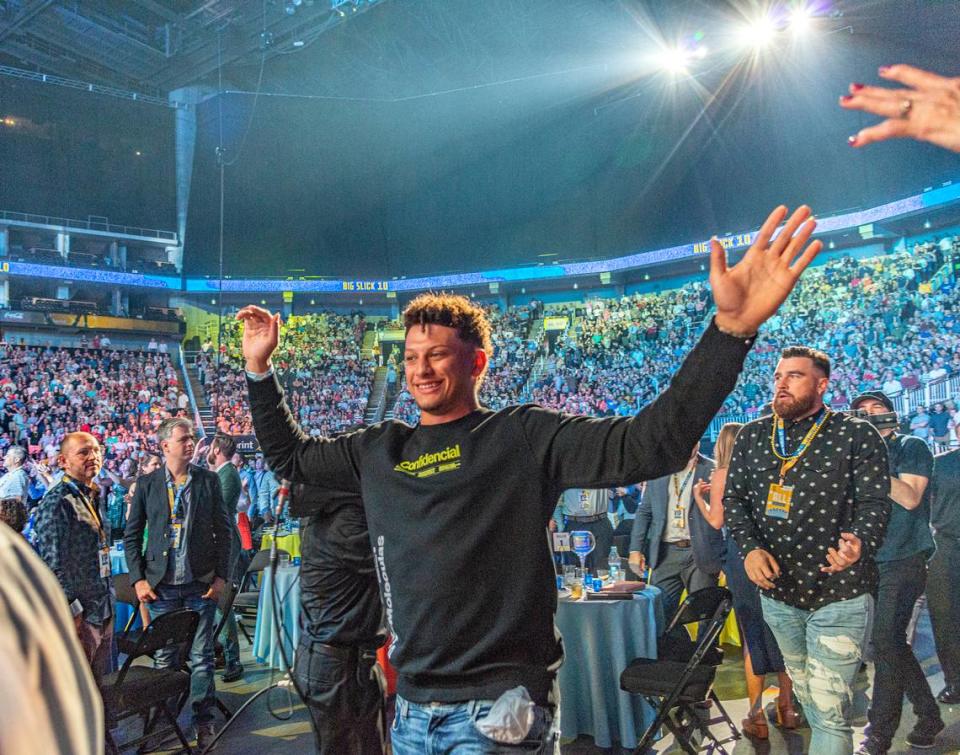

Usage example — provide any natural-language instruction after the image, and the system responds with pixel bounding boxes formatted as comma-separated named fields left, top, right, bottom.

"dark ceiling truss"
left=0, top=0, right=387, bottom=96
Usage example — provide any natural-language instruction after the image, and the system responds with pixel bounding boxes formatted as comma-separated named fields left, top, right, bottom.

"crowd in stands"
left=3, top=236, right=959, bottom=507
left=529, top=285, right=712, bottom=416
left=0, top=343, right=189, bottom=469
left=390, top=240, right=960, bottom=437
left=525, top=238, right=960, bottom=446
left=197, top=311, right=374, bottom=437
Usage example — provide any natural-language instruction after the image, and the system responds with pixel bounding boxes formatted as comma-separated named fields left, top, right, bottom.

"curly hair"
left=402, top=293, right=493, bottom=354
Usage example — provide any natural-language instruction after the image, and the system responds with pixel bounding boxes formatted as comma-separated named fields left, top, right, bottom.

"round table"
left=556, top=586, right=665, bottom=750
left=260, top=531, right=302, bottom=559
left=252, top=565, right=302, bottom=668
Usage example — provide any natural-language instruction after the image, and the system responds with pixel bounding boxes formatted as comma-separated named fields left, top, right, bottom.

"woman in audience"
left=693, top=422, right=799, bottom=739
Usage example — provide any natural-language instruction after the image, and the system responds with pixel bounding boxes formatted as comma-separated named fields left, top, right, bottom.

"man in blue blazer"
left=124, top=417, right=232, bottom=749
left=628, top=443, right=723, bottom=620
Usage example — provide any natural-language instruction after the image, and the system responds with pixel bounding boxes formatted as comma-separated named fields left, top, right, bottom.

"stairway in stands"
left=519, top=316, right=548, bottom=401
left=364, top=366, right=389, bottom=423
left=183, top=351, right=218, bottom=437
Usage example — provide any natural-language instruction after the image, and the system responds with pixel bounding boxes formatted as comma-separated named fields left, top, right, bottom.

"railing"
left=367, top=366, right=390, bottom=424
left=708, top=374, right=960, bottom=440
left=178, top=346, right=207, bottom=439
left=0, top=209, right=177, bottom=242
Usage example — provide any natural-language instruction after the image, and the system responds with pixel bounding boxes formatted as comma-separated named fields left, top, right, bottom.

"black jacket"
left=123, top=465, right=232, bottom=588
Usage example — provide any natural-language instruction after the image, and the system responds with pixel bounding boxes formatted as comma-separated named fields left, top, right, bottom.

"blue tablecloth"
left=556, top=586, right=665, bottom=749
left=253, top=565, right=301, bottom=668
left=110, top=547, right=135, bottom=634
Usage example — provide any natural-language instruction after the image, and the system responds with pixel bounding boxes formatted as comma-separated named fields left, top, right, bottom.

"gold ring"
left=899, top=98, right=913, bottom=118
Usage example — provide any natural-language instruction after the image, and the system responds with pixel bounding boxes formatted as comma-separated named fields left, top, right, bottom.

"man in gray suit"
left=628, top=443, right=723, bottom=620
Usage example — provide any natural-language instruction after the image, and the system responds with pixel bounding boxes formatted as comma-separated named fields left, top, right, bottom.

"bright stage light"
left=653, top=43, right=707, bottom=75
left=738, top=15, right=777, bottom=49
left=788, top=5, right=814, bottom=33
left=657, top=47, right=691, bottom=74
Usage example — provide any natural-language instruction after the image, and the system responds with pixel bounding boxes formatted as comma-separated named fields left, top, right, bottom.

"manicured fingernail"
left=847, top=135, right=858, bottom=146
left=851, top=82, right=865, bottom=91
left=878, top=66, right=890, bottom=75
left=841, top=94, right=853, bottom=103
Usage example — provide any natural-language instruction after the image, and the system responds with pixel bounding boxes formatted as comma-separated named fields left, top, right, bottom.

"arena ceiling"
left=0, top=0, right=382, bottom=94
left=1, top=0, right=959, bottom=278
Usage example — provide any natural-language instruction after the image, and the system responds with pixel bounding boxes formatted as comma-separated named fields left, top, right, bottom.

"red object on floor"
left=377, top=636, right=398, bottom=695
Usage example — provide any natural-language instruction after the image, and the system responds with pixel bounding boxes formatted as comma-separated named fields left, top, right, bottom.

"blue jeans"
left=216, top=608, right=240, bottom=668
left=390, top=694, right=559, bottom=754
left=761, top=593, right=870, bottom=755
left=149, top=581, right=218, bottom=725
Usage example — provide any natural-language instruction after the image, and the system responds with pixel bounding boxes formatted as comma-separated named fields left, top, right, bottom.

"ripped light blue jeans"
left=760, top=593, right=870, bottom=755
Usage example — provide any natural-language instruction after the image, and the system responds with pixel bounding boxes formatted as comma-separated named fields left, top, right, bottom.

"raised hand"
left=842, top=65, right=960, bottom=153
left=693, top=479, right=711, bottom=508
left=710, top=205, right=821, bottom=336
left=236, top=305, right=281, bottom=373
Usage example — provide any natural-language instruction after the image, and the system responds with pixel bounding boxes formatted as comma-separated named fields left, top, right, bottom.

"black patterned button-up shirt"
left=35, top=478, right=113, bottom=625
left=723, top=410, right=891, bottom=610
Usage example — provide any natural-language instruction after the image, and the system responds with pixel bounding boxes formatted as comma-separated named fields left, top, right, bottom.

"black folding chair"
left=233, top=548, right=289, bottom=644
left=620, top=586, right=739, bottom=754
left=102, top=608, right=200, bottom=754
left=113, top=572, right=145, bottom=658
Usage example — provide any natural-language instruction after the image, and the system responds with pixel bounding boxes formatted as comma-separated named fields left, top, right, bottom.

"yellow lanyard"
left=65, top=477, right=106, bottom=546
left=770, top=410, right=831, bottom=483
left=672, top=466, right=696, bottom=498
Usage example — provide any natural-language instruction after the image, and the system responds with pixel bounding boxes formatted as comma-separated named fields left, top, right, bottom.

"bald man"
left=36, top=432, right=114, bottom=682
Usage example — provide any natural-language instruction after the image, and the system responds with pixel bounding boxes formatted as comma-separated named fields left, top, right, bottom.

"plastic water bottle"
left=608, top=546, right=621, bottom=582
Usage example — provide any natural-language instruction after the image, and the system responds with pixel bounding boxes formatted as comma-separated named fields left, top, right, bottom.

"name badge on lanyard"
left=767, top=408, right=830, bottom=521
left=765, top=483, right=794, bottom=519
left=672, top=467, right=694, bottom=529
left=168, top=479, right=188, bottom=550
left=99, top=547, right=111, bottom=578
left=672, top=503, right=686, bottom=528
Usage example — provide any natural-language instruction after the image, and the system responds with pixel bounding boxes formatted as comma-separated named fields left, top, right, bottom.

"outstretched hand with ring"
left=841, top=64, right=960, bottom=153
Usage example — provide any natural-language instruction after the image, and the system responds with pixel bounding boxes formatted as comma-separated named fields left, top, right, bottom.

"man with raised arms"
left=240, top=205, right=821, bottom=754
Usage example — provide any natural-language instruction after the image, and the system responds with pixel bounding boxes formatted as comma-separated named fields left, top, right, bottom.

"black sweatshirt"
left=247, top=319, right=754, bottom=705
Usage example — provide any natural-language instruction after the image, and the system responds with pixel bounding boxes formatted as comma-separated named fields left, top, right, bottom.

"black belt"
left=666, top=539, right=691, bottom=548
left=302, top=640, right=379, bottom=663
left=565, top=513, right=607, bottom=524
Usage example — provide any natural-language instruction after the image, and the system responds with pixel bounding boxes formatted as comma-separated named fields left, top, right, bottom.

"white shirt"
left=558, top=488, right=609, bottom=518
left=663, top=463, right=695, bottom=543
left=0, top=467, right=29, bottom=503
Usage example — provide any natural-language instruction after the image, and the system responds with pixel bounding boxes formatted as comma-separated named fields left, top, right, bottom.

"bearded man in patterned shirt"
left=724, top=346, right=890, bottom=755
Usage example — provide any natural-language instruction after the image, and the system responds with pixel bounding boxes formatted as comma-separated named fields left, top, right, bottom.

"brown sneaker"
left=741, top=711, right=769, bottom=740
